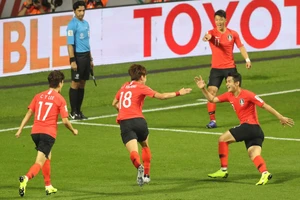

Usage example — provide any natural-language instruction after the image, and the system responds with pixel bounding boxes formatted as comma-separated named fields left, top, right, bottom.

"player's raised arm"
left=194, top=75, right=220, bottom=103
left=261, top=103, right=294, bottom=127
left=154, top=88, right=192, bottom=100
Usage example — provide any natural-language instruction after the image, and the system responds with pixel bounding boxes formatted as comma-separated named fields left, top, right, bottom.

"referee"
left=67, top=1, right=94, bottom=120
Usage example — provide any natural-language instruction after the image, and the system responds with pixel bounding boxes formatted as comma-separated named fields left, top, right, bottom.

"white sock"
left=221, top=167, right=227, bottom=171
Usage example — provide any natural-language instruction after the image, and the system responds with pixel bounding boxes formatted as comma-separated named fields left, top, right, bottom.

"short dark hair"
left=227, top=72, right=242, bottom=86
left=128, top=64, right=147, bottom=81
left=48, top=70, right=65, bottom=88
left=214, top=9, right=226, bottom=19
left=73, top=0, right=86, bottom=10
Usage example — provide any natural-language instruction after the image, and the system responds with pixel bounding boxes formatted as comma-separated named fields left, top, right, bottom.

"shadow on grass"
left=198, top=171, right=300, bottom=186
left=2, top=171, right=299, bottom=200
left=0, top=177, right=209, bottom=200
left=245, top=75, right=273, bottom=81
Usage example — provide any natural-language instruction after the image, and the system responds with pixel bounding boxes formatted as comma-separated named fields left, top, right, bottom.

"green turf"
left=0, top=49, right=299, bottom=199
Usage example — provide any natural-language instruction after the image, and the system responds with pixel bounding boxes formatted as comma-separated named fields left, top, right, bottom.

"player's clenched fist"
left=203, top=33, right=212, bottom=41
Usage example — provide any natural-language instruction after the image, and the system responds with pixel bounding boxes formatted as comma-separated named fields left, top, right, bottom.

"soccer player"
left=67, top=1, right=94, bottom=120
left=203, top=9, right=251, bottom=128
left=112, top=64, right=192, bottom=186
left=15, top=70, right=78, bottom=197
left=194, top=72, right=294, bottom=185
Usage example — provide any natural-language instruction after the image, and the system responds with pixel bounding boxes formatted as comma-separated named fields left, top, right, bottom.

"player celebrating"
left=16, top=70, right=78, bottom=197
left=203, top=9, right=251, bottom=128
left=194, top=72, right=294, bottom=185
left=112, top=64, right=192, bottom=186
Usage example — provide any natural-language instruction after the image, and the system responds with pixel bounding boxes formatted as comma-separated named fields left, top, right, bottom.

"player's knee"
left=207, top=87, right=218, bottom=95
left=247, top=146, right=261, bottom=160
left=218, top=135, right=226, bottom=142
left=219, top=131, right=235, bottom=143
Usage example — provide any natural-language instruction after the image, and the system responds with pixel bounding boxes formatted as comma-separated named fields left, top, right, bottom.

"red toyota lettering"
left=203, top=1, right=239, bottom=27
left=285, top=0, right=300, bottom=45
left=165, top=4, right=201, bottom=55
left=241, top=0, right=281, bottom=49
left=134, top=8, right=162, bottom=57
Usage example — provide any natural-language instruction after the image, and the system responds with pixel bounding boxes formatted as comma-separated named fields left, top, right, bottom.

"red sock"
left=142, top=147, right=151, bottom=175
left=253, top=155, right=268, bottom=173
left=42, top=159, right=51, bottom=186
left=26, top=163, right=42, bottom=180
left=207, top=102, right=216, bottom=121
left=130, top=151, right=141, bottom=169
left=219, top=142, right=228, bottom=168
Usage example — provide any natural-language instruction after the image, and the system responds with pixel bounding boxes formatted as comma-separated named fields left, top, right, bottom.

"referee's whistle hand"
left=71, top=62, right=77, bottom=71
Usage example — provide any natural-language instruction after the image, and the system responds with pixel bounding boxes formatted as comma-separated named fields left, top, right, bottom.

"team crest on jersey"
left=80, top=33, right=84, bottom=39
left=227, top=34, right=233, bottom=41
left=239, top=98, right=245, bottom=106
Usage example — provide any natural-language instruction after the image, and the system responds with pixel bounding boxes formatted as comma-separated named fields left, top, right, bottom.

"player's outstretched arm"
left=15, top=109, right=34, bottom=138
left=194, top=75, right=220, bottom=103
left=202, top=32, right=212, bottom=42
left=62, top=118, right=78, bottom=135
left=261, top=103, right=294, bottom=127
left=154, top=88, right=192, bottom=100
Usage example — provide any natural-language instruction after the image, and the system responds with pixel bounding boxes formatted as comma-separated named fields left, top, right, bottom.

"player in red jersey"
left=202, top=9, right=252, bottom=128
left=112, top=64, right=192, bottom=186
left=15, top=70, right=78, bottom=197
left=194, top=72, right=294, bottom=185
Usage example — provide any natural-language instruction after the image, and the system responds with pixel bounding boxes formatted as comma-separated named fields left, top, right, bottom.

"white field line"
left=70, top=121, right=300, bottom=142
left=1, top=89, right=299, bottom=134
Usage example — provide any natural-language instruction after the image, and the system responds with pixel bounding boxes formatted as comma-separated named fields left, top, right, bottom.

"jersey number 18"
left=119, top=91, right=132, bottom=109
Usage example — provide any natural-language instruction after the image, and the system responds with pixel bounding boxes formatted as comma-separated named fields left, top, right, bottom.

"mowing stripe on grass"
left=86, top=88, right=300, bottom=121
left=70, top=121, right=300, bottom=142
left=1, top=88, right=299, bottom=133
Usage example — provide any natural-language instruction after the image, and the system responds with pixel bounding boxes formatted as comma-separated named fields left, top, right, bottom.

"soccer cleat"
left=69, top=112, right=81, bottom=120
left=256, top=172, right=272, bottom=185
left=78, top=111, right=88, bottom=120
left=208, top=169, right=229, bottom=178
left=19, top=176, right=28, bottom=197
left=45, top=185, right=58, bottom=195
left=143, top=174, right=151, bottom=184
left=136, top=165, right=144, bottom=186
left=206, top=120, right=217, bottom=128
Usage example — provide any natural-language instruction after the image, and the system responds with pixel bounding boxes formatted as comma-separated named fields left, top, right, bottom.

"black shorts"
left=207, top=68, right=237, bottom=88
left=229, top=123, right=265, bottom=149
left=31, top=133, right=55, bottom=159
left=119, top=118, right=149, bottom=144
left=71, top=51, right=91, bottom=82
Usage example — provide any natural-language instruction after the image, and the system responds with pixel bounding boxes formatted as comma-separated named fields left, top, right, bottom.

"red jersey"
left=28, top=89, right=69, bottom=139
left=208, top=28, right=243, bottom=69
left=115, top=81, right=156, bottom=122
left=217, top=89, right=264, bottom=125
